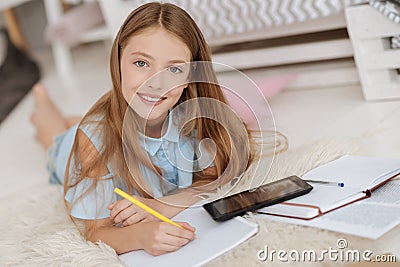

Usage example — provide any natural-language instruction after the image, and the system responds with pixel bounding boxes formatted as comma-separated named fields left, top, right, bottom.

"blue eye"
left=134, top=60, right=148, bottom=68
left=169, top=66, right=183, bottom=74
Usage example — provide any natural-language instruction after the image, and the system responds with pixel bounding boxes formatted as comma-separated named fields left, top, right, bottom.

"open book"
left=259, top=155, right=400, bottom=220
left=260, top=179, right=400, bottom=239
left=119, top=205, right=258, bottom=267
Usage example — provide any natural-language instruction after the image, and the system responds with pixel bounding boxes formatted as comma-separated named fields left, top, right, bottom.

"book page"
left=262, top=180, right=400, bottom=239
left=119, top=206, right=258, bottom=267
left=364, top=179, right=400, bottom=206
left=303, top=155, right=400, bottom=189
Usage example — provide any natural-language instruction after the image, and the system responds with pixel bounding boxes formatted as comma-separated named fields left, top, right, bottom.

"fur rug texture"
left=0, top=137, right=398, bottom=266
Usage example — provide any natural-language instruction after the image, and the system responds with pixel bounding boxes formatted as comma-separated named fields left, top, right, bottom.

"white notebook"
left=119, top=205, right=258, bottom=267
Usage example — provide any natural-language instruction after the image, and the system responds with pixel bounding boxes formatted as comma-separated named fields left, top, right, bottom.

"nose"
left=147, top=69, right=165, bottom=91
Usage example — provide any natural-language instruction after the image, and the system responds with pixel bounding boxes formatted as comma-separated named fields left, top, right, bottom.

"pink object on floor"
left=254, top=74, right=298, bottom=98
left=221, top=73, right=297, bottom=129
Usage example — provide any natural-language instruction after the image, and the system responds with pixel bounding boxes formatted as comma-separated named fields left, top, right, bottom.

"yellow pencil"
left=114, top=188, right=183, bottom=229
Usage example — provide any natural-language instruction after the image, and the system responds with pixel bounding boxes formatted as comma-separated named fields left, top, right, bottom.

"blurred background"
left=0, top=1, right=47, bottom=51
left=1, top=0, right=400, bottom=199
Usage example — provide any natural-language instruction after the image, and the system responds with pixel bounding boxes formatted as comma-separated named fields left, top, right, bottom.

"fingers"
left=148, top=241, right=188, bottom=256
left=109, top=199, right=132, bottom=219
left=107, top=202, right=115, bottom=210
left=177, top=222, right=196, bottom=233
left=110, top=199, right=155, bottom=225
left=113, top=205, right=140, bottom=224
left=157, top=235, right=191, bottom=252
left=163, top=222, right=196, bottom=240
left=149, top=223, right=196, bottom=255
left=122, top=212, right=146, bottom=226
left=142, top=221, right=197, bottom=256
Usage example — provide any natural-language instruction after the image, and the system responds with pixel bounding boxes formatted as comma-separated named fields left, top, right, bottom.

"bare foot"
left=31, top=84, right=69, bottom=150
left=65, top=116, right=82, bottom=128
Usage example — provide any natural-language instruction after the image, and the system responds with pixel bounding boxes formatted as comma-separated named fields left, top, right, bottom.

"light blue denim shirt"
left=47, top=114, right=213, bottom=220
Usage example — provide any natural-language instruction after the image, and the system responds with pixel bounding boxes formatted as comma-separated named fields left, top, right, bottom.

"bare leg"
left=31, top=84, right=69, bottom=150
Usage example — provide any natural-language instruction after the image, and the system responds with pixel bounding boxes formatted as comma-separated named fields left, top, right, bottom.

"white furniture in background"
left=98, top=0, right=363, bottom=90
left=47, top=0, right=388, bottom=93
left=43, top=0, right=73, bottom=77
left=43, top=0, right=109, bottom=78
left=99, top=0, right=358, bottom=69
left=346, top=5, right=400, bottom=100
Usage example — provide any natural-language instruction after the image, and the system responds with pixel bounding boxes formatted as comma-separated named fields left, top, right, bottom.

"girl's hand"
left=108, top=196, right=160, bottom=226
left=139, top=221, right=196, bottom=256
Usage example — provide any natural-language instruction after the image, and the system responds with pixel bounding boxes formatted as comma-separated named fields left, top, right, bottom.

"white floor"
left=1, top=42, right=400, bottom=201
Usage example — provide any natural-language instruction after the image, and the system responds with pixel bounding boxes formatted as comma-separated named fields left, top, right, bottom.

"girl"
left=32, top=2, right=257, bottom=256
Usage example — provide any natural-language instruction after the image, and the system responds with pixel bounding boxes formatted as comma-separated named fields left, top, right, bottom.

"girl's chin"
left=131, top=107, right=167, bottom=121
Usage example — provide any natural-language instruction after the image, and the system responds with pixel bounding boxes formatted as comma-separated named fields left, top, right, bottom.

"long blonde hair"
left=64, top=2, right=263, bottom=210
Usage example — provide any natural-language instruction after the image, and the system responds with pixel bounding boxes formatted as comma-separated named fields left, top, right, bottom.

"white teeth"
left=141, top=95, right=163, bottom=102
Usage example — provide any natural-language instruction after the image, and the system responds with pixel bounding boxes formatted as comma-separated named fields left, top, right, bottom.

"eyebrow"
left=130, top=51, right=188, bottom=64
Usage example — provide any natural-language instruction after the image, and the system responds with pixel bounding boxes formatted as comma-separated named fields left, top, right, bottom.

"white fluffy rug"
left=1, top=138, right=398, bottom=266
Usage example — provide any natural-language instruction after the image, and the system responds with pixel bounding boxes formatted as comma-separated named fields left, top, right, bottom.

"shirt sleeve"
left=65, top=120, right=116, bottom=220
left=65, top=174, right=116, bottom=220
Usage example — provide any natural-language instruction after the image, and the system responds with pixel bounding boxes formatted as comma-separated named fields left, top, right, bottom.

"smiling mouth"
left=137, top=93, right=167, bottom=105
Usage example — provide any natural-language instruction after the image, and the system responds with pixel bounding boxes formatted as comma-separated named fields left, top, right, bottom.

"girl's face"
left=120, top=27, right=191, bottom=124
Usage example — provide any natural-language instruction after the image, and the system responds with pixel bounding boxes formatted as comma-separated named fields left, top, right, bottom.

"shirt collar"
left=138, top=114, right=180, bottom=156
